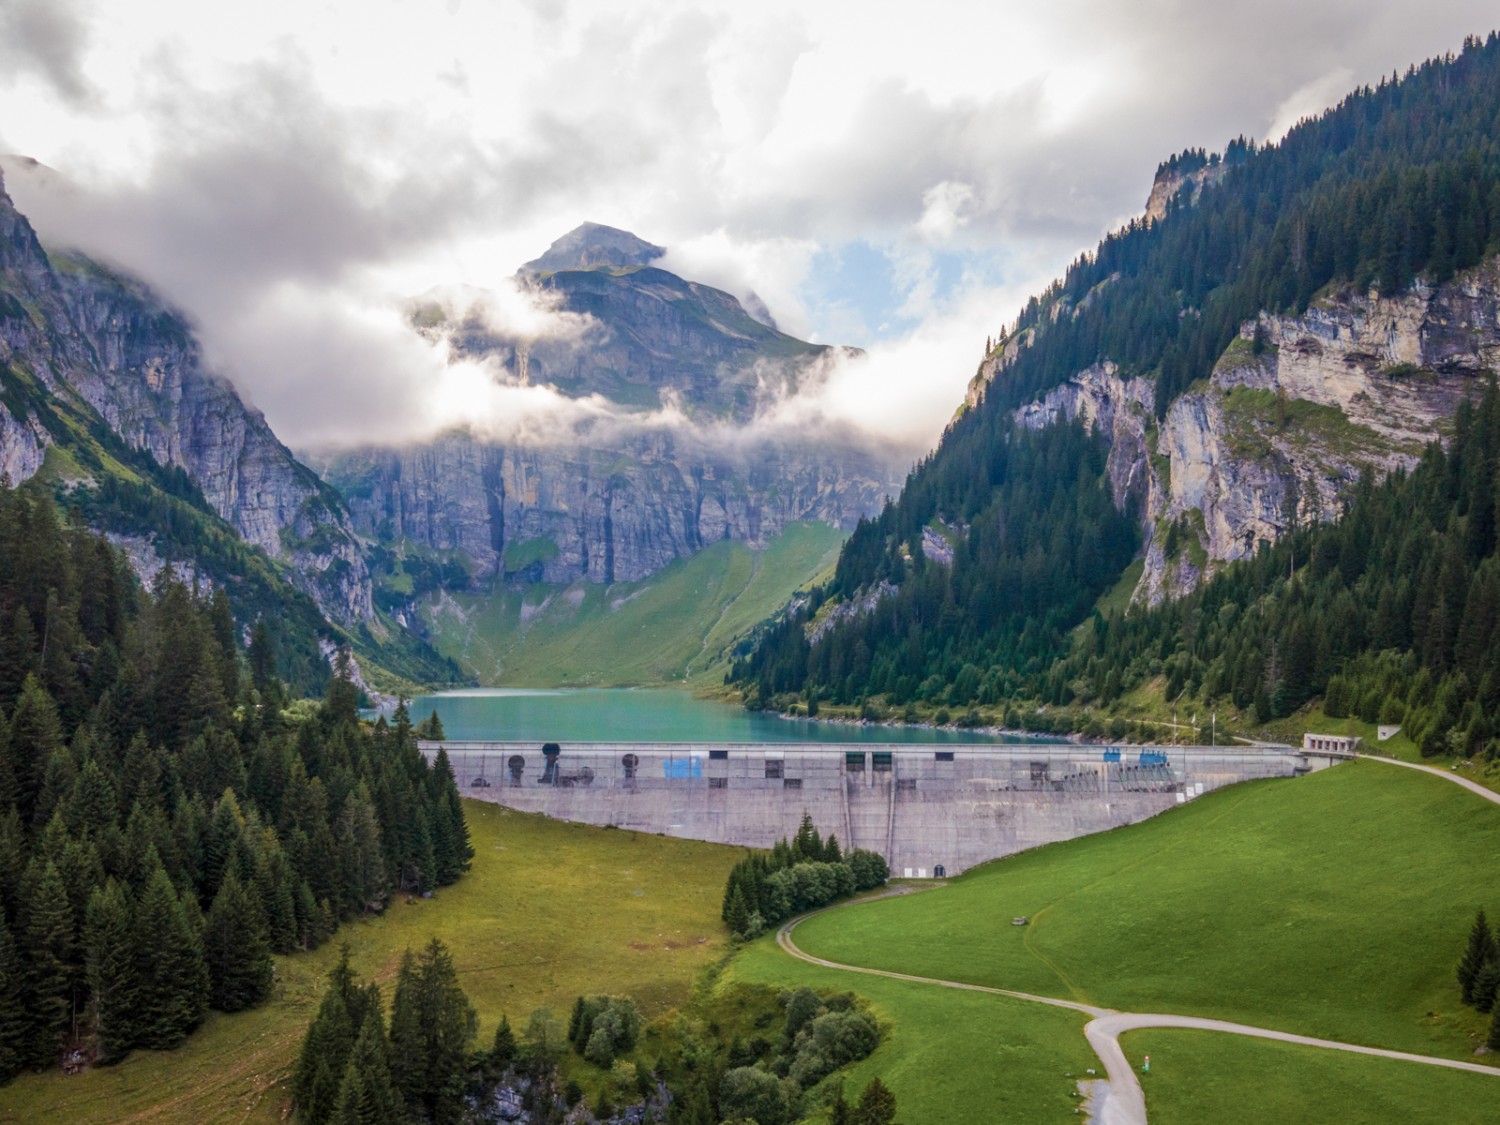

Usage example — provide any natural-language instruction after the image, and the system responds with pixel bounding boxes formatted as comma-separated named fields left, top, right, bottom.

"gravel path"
left=774, top=756, right=1500, bottom=1124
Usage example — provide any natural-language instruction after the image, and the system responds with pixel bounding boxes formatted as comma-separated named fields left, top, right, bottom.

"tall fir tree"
left=130, top=860, right=208, bottom=1048
left=388, top=939, right=476, bottom=1125
left=203, top=870, right=273, bottom=1012
left=852, top=1076, right=898, bottom=1125
left=21, top=857, right=74, bottom=1069
left=329, top=990, right=401, bottom=1125
left=1458, top=909, right=1497, bottom=1005
left=84, top=878, right=137, bottom=1063
left=0, top=916, right=25, bottom=1082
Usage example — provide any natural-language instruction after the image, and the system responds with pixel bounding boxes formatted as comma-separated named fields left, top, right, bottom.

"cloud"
left=1, top=0, right=1496, bottom=459
left=0, top=0, right=94, bottom=106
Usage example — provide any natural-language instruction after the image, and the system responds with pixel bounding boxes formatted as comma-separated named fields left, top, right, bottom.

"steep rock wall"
left=322, top=430, right=900, bottom=585
left=1013, top=262, right=1500, bottom=603
left=0, top=175, right=373, bottom=625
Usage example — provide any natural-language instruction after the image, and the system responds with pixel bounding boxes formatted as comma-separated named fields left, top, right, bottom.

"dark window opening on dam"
left=935, top=751, right=955, bottom=762
left=845, top=751, right=866, bottom=772
left=783, top=778, right=802, bottom=789
left=934, top=865, right=946, bottom=878
left=507, top=755, right=525, bottom=785
left=872, top=752, right=893, bottom=773
left=709, top=749, right=729, bottom=760
left=622, top=753, right=639, bottom=780
left=541, top=743, right=561, bottom=785
left=765, top=760, right=784, bottom=779
left=709, top=777, right=728, bottom=789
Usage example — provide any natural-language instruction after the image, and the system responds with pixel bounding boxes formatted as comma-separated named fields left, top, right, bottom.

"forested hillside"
left=1044, top=381, right=1500, bottom=758
left=0, top=486, right=471, bottom=1080
left=733, top=34, right=1500, bottom=732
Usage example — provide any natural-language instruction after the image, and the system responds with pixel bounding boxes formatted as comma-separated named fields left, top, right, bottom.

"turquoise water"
left=400, top=688, right=1013, bottom=744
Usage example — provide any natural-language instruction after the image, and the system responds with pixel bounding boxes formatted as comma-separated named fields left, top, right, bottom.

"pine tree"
left=829, top=1080, right=852, bottom=1125
left=388, top=939, right=476, bottom=1125
left=490, top=1013, right=516, bottom=1074
left=0, top=915, right=25, bottom=1083
left=204, top=870, right=273, bottom=1012
left=293, top=949, right=360, bottom=1125
left=724, top=884, right=751, bottom=938
left=1475, top=959, right=1500, bottom=1015
left=131, top=860, right=208, bottom=1048
left=329, top=992, right=401, bottom=1125
left=852, top=1076, right=898, bottom=1125
left=1489, top=998, right=1500, bottom=1053
left=21, top=857, right=73, bottom=1069
left=1459, top=910, right=1498, bottom=1006
left=84, top=879, right=137, bottom=1063
left=9, top=674, right=63, bottom=826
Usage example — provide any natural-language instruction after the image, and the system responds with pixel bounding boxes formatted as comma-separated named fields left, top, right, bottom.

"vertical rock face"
left=319, top=429, right=899, bottom=586
left=0, top=174, right=373, bottom=625
left=1012, top=261, right=1500, bottom=604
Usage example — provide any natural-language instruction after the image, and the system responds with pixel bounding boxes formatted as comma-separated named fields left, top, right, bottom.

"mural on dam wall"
left=422, top=742, right=1322, bottom=876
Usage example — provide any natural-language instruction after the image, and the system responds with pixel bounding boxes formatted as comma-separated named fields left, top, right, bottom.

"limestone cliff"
left=0, top=174, right=374, bottom=626
left=1014, top=261, right=1500, bottom=603
left=319, top=429, right=895, bottom=587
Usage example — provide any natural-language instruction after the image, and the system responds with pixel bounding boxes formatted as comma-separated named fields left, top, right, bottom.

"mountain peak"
left=522, top=222, right=665, bottom=274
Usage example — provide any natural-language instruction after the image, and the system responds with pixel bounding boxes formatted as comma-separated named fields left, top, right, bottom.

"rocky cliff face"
left=0, top=175, right=374, bottom=626
left=317, top=225, right=902, bottom=594
left=1143, top=161, right=1229, bottom=224
left=1014, top=261, right=1500, bottom=603
left=318, top=429, right=896, bottom=587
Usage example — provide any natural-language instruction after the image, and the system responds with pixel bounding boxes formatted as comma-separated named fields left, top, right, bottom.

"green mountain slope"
left=420, top=520, right=844, bottom=687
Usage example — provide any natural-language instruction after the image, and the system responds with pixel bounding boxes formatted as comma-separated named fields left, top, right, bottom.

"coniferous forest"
left=0, top=485, right=472, bottom=1080
left=732, top=35, right=1500, bottom=746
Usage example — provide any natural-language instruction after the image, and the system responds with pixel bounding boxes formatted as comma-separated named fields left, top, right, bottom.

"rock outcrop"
left=0, top=173, right=374, bottom=626
left=1013, top=261, right=1500, bottom=604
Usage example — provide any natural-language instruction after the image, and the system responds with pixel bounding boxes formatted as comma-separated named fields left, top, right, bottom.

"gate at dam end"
left=420, top=741, right=1319, bottom=876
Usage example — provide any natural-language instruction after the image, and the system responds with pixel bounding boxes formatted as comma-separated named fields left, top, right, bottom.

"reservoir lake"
left=401, top=688, right=1015, bottom=744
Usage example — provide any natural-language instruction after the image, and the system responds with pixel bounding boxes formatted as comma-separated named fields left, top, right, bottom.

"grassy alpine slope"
left=421, top=520, right=844, bottom=687
left=1119, top=1028, right=1500, bottom=1125
left=787, top=761, right=1500, bottom=1060
left=0, top=803, right=740, bottom=1125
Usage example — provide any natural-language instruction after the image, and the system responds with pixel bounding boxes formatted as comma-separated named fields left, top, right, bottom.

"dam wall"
left=421, top=741, right=1313, bottom=875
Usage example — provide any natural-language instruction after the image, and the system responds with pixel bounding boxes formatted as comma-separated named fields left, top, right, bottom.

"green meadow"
left=787, top=762, right=1500, bottom=1058
left=0, top=803, right=741, bottom=1125
left=1120, top=1029, right=1500, bottom=1124
left=420, top=521, right=844, bottom=687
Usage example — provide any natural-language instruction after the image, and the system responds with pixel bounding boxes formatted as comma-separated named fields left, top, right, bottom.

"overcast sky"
left=1, top=1, right=1495, bottom=452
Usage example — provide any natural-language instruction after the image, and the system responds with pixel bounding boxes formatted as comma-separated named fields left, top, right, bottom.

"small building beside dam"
left=421, top=741, right=1324, bottom=875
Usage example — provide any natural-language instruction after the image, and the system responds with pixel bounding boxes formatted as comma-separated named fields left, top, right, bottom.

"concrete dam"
left=423, top=741, right=1331, bottom=875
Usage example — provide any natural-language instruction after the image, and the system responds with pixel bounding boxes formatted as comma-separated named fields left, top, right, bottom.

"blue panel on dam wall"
left=663, top=757, right=703, bottom=779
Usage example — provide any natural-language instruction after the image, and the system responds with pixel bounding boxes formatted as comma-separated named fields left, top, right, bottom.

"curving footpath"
left=775, top=755, right=1500, bottom=1124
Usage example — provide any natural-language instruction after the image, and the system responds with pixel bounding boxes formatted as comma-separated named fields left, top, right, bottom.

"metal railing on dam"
left=419, top=741, right=1314, bottom=876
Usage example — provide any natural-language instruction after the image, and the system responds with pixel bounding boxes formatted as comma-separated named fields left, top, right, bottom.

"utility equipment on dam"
left=421, top=741, right=1322, bottom=875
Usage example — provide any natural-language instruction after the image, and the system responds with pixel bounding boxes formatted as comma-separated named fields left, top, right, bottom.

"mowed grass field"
left=421, top=521, right=844, bottom=687
left=1118, top=1028, right=1500, bottom=1124
left=0, top=802, right=741, bottom=1125
left=788, top=761, right=1500, bottom=1059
